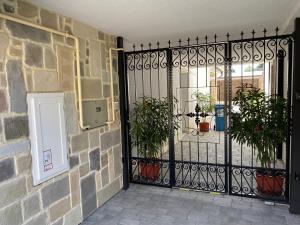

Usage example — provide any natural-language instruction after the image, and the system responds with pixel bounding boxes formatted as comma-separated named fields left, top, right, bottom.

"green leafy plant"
left=193, top=91, right=215, bottom=121
left=231, top=87, right=288, bottom=168
left=130, top=97, right=179, bottom=158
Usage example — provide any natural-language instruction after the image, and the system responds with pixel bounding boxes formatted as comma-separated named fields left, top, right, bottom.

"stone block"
left=9, top=46, right=22, bottom=57
left=24, top=212, right=47, bottom=225
left=0, top=89, right=7, bottom=113
left=103, top=84, right=111, bottom=98
left=79, top=163, right=89, bottom=177
left=64, top=205, right=82, bottom=225
left=0, top=32, right=8, bottom=62
left=73, top=21, right=97, bottom=40
left=0, top=73, right=7, bottom=87
left=98, top=31, right=104, bottom=40
left=80, top=151, right=88, bottom=163
left=40, top=9, right=58, bottom=30
left=0, top=177, right=26, bottom=208
left=25, top=43, right=43, bottom=67
left=4, top=116, right=29, bottom=140
left=6, top=20, right=50, bottom=43
left=49, top=197, right=71, bottom=222
left=33, top=70, right=58, bottom=91
left=0, top=202, right=22, bottom=225
left=23, top=194, right=40, bottom=220
left=102, top=70, right=110, bottom=83
left=57, top=45, right=74, bottom=91
left=16, top=153, right=31, bottom=174
left=89, top=130, right=100, bottom=148
left=100, top=129, right=121, bottom=151
left=3, top=3, right=15, bottom=14
left=101, top=166, right=109, bottom=187
left=17, top=1, right=38, bottom=18
left=6, top=60, right=27, bottom=113
left=0, top=140, right=30, bottom=158
left=112, top=58, right=118, bottom=72
left=0, top=158, right=15, bottom=183
left=41, top=176, right=70, bottom=208
left=70, top=170, right=80, bottom=207
left=113, top=145, right=122, bottom=177
left=64, top=93, right=79, bottom=135
left=52, top=218, right=63, bottom=225
left=45, top=48, right=57, bottom=70
left=100, top=42, right=106, bottom=70
left=81, top=78, right=102, bottom=99
left=97, top=178, right=121, bottom=207
left=81, top=173, right=97, bottom=219
left=101, top=152, right=108, bottom=167
left=71, top=132, right=89, bottom=153
left=69, top=155, right=79, bottom=169
left=89, top=148, right=100, bottom=171
left=79, top=38, right=86, bottom=59
left=90, top=40, right=101, bottom=77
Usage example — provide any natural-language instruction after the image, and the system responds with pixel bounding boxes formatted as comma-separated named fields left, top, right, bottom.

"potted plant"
left=130, top=97, right=179, bottom=181
left=231, top=87, right=288, bottom=195
left=193, top=91, right=215, bottom=132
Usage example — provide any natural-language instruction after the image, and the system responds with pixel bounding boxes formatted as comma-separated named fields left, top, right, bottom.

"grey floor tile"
left=81, top=184, right=299, bottom=225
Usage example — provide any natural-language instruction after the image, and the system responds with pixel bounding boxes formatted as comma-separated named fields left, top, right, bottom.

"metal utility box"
left=82, top=100, right=108, bottom=129
left=27, top=93, right=69, bottom=185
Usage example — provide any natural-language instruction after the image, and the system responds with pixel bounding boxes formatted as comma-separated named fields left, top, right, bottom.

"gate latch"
left=295, top=172, right=300, bottom=182
left=296, top=93, right=300, bottom=101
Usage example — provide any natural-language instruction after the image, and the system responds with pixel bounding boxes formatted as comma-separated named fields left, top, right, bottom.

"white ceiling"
left=30, top=0, right=300, bottom=45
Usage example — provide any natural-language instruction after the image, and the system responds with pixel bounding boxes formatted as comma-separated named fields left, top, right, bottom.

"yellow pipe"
left=0, top=13, right=89, bottom=129
left=108, top=48, right=124, bottom=123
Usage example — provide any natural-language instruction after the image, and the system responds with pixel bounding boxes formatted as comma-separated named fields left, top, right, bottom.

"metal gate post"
left=290, top=18, right=300, bottom=214
left=276, top=50, right=284, bottom=160
left=167, top=49, right=176, bottom=187
left=225, top=41, right=233, bottom=195
left=117, top=36, right=130, bottom=190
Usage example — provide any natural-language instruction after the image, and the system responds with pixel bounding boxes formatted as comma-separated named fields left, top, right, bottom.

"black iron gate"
left=123, top=30, right=293, bottom=202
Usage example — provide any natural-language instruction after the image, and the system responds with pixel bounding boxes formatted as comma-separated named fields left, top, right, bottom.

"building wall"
left=0, top=1, right=123, bottom=225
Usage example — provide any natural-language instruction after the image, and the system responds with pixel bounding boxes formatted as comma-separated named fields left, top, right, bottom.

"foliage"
left=231, top=87, right=288, bottom=168
left=193, top=91, right=215, bottom=122
left=130, top=97, right=179, bottom=158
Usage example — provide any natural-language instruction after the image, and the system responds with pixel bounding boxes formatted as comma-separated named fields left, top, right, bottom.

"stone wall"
left=0, top=1, right=123, bottom=225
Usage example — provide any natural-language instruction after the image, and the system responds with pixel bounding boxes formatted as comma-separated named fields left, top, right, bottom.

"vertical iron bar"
left=118, top=37, right=130, bottom=189
left=167, top=49, right=176, bottom=187
left=285, top=38, right=293, bottom=202
left=227, top=41, right=233, bottom=195
left=276, top=50, right=284, bottom=159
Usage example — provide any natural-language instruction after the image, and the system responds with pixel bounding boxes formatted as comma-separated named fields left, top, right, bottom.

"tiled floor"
left=81, top=184, right=300, bottom=225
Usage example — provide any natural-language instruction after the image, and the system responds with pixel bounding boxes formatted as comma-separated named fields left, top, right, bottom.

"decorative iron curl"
left=189, top=47, right=198, bottom=66
left=127, top=54, right=135, bottom=71
left=198, top=46, right=206, bottom=65
left=172, top=49, right=181, bottom=68
left=265, top=39, right=276, bottom=60
left=253, top=40, right=264, bottom=61
left=242, top=42, right=252, bottom=62
left=159, top=51, right=167, bottom=68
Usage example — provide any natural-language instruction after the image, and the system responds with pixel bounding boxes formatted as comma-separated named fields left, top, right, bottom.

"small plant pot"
left=140, top=161, right=160, bottom=181
left=256, top=171, right=284, bottom=196
left=199, top=122, right=210, bottom=132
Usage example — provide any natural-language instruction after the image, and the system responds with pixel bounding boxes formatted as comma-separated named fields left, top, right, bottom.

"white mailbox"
left=27, top=93, right=69, bottom=186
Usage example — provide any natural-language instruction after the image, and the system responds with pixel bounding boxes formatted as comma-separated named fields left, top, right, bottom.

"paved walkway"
left=82, top=184, right=300, bottom=225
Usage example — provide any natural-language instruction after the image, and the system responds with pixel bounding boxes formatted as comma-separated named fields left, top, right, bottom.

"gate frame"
left=119, top=32, right=293, bottom=203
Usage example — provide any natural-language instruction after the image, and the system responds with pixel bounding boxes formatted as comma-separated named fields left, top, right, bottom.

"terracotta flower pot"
left=256, top=171, right=284, bottom=195
left=199, top=122, right=210, bottom=132
left=140, top=161, right=160, bottom=181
